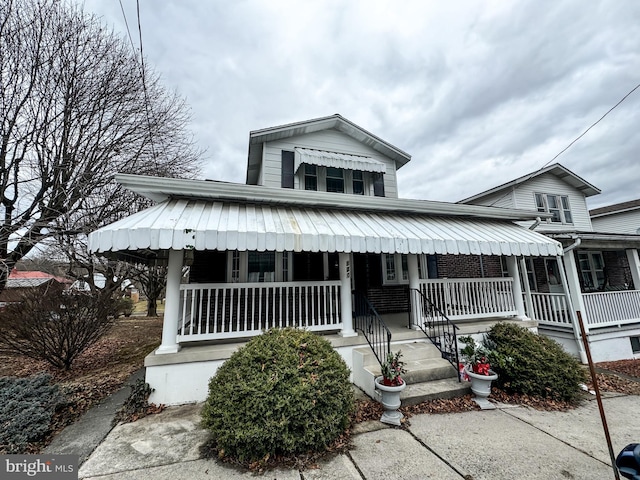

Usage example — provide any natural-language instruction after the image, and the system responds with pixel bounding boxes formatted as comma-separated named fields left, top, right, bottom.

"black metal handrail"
left=409, top=288, right=460, bottom=379
left=353, top=291, right=391, bottom=368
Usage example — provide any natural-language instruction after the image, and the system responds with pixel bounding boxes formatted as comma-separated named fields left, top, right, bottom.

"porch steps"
left=352, top=341, right=471, bottom=404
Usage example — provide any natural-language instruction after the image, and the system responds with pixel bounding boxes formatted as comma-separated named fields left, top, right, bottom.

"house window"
left=535, top=193, right=573, bottom=224
left=304, top=165, right=317, bottom=191
left=231, top=251, right=240, bottom=283
left=282, top=253, right=289, bottom=282
left=578, top=251, right=605, bottom=292
left=353, top=170, right=364, bottom=195
left=248, top=252, right=275, bottom=282
left=373, top=173, right=385, bottom=197
left=382, top=254, right=408, bottom=284
left=631, top=336, right=640, bottom=354
left=326, top=167, right=344, bottom=193
left=501, top=257, right=538, bottom=291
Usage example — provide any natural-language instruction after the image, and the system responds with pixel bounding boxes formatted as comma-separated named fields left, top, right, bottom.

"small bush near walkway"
left=0, top=375, right=64, bottom=453
left=485, top=323, right=585, bottom=403
left=201, top=328, right=354, bottom=464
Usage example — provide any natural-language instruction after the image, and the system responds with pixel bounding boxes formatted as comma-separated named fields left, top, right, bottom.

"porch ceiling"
left=89, top=198, right=563, bottom=257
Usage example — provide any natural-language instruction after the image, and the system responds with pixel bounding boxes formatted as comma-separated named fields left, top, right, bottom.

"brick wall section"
left=603, top=251, right=633, bottom=289
left=365, top=285, right=409, bottom=314
left=436, top=255, right=503, bottom=278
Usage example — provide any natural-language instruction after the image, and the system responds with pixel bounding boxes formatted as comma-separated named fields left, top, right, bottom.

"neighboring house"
left=88, top=114, right=563, bottom=405
left=590, top=199, right=640, bottom=235
left=460, top=163, right=640, bottom=363
left=0, top=270, right=71, bottom=303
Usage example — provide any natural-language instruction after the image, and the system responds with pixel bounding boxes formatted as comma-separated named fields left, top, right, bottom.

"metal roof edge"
left=458, top=163, right=601, bottom=204
left=116, top=173, right=549, bottom=222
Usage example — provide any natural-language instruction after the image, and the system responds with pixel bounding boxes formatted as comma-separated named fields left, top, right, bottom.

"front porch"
left=145, top=311, right=537, bottom=405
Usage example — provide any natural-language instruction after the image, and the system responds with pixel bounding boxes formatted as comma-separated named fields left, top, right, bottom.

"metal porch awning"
left=88, top=198, right=563, bottom=257
left=294, top=148, right=387, bottom=173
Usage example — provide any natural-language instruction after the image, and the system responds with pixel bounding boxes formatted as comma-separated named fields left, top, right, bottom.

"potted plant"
left=374, top=350, right=407, bottom=425
left=459, top=335, right=498, bottom=398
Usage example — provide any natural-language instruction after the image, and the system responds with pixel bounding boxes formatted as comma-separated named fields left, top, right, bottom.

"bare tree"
left=0, top=287, right=118, bottom=370
left=0, top=0, right=201, bottom=293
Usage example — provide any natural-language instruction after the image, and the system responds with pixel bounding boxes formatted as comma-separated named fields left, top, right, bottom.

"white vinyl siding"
left=260, top=130, right=399, bottom=198
left=591, top=209, right=640, bottom=234
left=465, top=173, right=593, bottom=232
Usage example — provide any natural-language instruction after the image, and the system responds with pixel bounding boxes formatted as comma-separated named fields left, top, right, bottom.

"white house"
left=460, top=164, right=640, bottom=363
left=88, top=114, right=564, bottom=404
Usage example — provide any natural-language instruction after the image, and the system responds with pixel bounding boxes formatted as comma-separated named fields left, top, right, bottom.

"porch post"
left=506, top=256, right=527, bottom=320
left=156, top=249, right=183, bottom=354
left=557, top=255, right=588, bottom=364
left=561, top=250, right=588, bottom=330
left=626, top=249, right=640, bottom=290
left=407, top=254, right=420, bottom=329
left=338, top=252, right=357, bottom=337
left=520, top=257, right=534, bottom=318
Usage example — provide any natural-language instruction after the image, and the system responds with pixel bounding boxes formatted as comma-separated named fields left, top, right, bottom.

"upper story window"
left=373, top=173, right=385, bottom=197
left=326, top=167, right=344, bottom=193
left=353, top=171, right=364, bottom=195
left=304, top=165, right=318, bottom=191
left=535, top=193, right=573, bottom=224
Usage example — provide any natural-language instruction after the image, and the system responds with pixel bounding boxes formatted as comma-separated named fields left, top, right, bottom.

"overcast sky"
left=86, top=0, right=639, bottom=210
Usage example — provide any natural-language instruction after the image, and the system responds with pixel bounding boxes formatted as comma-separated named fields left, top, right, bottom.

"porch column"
left=156, top=249, right=183, bottom=354
left=505, top=256, right=527, bottom=320
left=407, top=254, right=420, bottom=329
left=557, top=255, right=588, bottom=364
left=626, top=249, right=640, bottom=290
left=338, top=252, right=357, bottom=337
left=562, top=250, right=588, bottom=329
left=520, top=257, right=534, bottom=319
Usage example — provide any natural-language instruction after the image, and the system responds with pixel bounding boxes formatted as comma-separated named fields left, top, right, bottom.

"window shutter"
left=281, top=151, right=294, bottom=188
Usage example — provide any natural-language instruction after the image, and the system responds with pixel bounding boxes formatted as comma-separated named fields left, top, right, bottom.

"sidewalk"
left=61, top=391, right=640, bottom=479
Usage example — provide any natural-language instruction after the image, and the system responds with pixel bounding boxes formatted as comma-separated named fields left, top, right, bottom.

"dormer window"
left=353, top=171, right=364, bottom=195
left=304, top=165, right=318, bottom=191
left=326, top=167, right=344, bottom=193
left=535, top=193, right=572, bottom=224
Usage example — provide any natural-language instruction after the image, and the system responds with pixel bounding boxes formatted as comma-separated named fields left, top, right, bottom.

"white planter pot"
left=375, top=376, right=407, bottom=426
left=465, top=367, right=498, bottom=398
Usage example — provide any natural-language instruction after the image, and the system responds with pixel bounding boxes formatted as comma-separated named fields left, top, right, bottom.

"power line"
left=489, top=81, right=640, bottom=207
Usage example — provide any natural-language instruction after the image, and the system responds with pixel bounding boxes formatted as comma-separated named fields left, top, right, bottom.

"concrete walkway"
left=63, top=392, right=639, bottom=480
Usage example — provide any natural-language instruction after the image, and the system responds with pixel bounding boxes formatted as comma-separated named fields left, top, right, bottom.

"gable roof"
left=590, top=198, right=640, bottom=218
left=246, top=114, right=411, bottom=184
left=458, top=163, right=601, bottom=204
left=7, top=270, right=70, bottom=288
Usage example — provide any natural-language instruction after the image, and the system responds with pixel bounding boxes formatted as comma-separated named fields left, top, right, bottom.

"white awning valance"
left=89, top=198, right=564, bottom=257
left=294, top=148, right=387, bottom=173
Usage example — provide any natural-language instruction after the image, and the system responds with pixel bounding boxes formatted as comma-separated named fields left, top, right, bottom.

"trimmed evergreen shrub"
left=201, top=328, right=354, bottom=463
left=485, top=323, right=585, bottom=403
left=0, top=374, right=63, bottom=453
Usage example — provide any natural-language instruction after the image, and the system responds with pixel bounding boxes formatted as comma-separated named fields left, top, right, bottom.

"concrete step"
left=399, top=377, right=471, bottom=406
left=352, top=340, right=463, bottom=400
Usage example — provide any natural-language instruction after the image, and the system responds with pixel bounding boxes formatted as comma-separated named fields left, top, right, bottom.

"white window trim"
left=382, top=253, right=409, bottom=285
left=578, top=251, right=605, bottom=292
left=534, top=192, right=573, bottom=225
left=296, top=163, right=373, bottom=195
left=226, top=251, right=291, bottom=282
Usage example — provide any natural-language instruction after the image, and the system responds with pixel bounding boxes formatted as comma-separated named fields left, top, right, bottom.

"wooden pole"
left=575, top=311, right=620, bottom=480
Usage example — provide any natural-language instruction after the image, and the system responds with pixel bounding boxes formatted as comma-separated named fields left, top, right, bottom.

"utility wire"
left=118, top=0, right=159, bottom=170
left=488, top=81, right=640, bottom=207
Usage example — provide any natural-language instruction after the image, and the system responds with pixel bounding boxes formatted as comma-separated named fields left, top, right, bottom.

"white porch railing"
left=530, top=293, right=572, bottom=327
left=583, top=290, right=640, bottom=329
left=177, top=280, right=342, bottom=341
left=418, top=278, right=517, bottom=320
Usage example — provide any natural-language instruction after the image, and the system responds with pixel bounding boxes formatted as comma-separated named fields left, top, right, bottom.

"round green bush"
left=485, top=323, right=586, bottom=403
left=201, top=328, right=354, bottom=463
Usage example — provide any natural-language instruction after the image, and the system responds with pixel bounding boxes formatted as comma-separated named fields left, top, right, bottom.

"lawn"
left=0, top=313, right=163, bottom=452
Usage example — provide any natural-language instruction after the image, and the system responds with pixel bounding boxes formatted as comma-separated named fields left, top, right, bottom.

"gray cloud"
left=86, top=0, right=640, bottom=210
